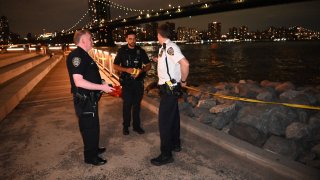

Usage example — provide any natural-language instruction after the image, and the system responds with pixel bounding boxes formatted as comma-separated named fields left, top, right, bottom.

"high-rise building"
left=177, top=27, right=188, bottom=41
left=88, top=0, right=111, bottom=25
left=228, top=27, right=238, bottom=39
left=177, top=27, right=199, bottom=42
left=239, top=26, right=248, bottom=40
left=0, top=16, right=10, bottom=44
left=165, top=22, right=176, bottom=40
left=208, top=22, right=221, bottom=40
left=145, top=23, right=158, bottom=41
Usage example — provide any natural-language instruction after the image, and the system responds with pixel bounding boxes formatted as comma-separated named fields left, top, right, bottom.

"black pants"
left=73, top=96, right=100, bottom=161
left=121, top=80, right=144, bottom=129
left=158, top=92, right=181, bottom=156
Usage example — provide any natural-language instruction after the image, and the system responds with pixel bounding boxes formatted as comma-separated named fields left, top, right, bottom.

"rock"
left=146, top=88, right=159, bottom=98
left=214, top=82, right=230, bottom=90
left=193, top=107, right=210, bottom=118
left=197, top=98, right=217, bottom=109
left=229, top=123, right=268, bottom=147
left=260, top=80, right=280, bottom=88
left=311, top=144, right=320, bottom=159
left=306, top=160, right=320, bottom=169
left=211, top=109, right=237, bottom=130
left=263, top=135, right=302, bottom=160
left=188, top=90, right=202, bottom=99
left=209, top=103, right=236, bottom=114
left=279, top=89, right=300, bottom=101
left=187, top=95, right=199, bottom=108
left=295, top=109, right=310, bottom=124
left=234, top=83, right=263, bottom=98
left=256, top=89, right=275, bottom=102
left=309, top=112, right=320, bottom=127
left=179, top=102, right=195, bottom=117
left=298, top=152, right=317, bottom=164
left=198, top=113, right=216, bottom=125
left=267, top=106, right=299, bottom=136
left=145, top=81, right=158, bottom=93
left=275, top=81, right=295, bottom=93
left=236, top=105, right=298, bottom=136
left=285, top=122, right=310, bottom=140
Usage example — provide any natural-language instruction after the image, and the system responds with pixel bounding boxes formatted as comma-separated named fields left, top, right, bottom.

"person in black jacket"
left=66, top=30, right=114, bottom=166
left=113, top=31, right=151, bottom=135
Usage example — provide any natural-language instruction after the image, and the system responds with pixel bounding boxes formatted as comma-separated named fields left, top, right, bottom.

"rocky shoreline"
left=145, top=79, right=320, bottom=170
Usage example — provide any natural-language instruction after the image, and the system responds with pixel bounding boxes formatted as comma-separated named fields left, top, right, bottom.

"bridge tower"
left=88, top=0, right=113, bottom=46
left=88, top=0, right=111, bottom=25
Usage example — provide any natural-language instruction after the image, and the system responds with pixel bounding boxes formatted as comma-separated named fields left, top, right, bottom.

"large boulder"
left=186, top=95, right=199, bottom=108
left=311, top=144, right=320, bottom=159
left=229, top=123, right=268, bottom=147
left=275, top=81, right=295, bottom=93
left=234, top=83, right=264, bottom=98
left=211, top=108, right=238, bottom=130
left=256, top=87, right=277, bottom=102
left=197, top=98, right=217, bottom=109
left=285, top=122, right=310, bottom=140
left=267, top=106, right=299, bottom=136
left=263, top=135, right=303, bottom=160
left=260, top=80, right=280, bottom=88
left=235, top=105, right=298, bottom=136
left=209, top=103, right=236, bottom=114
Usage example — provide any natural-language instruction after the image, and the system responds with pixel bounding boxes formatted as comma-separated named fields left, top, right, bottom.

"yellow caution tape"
left=184, top=86, right=320, bottom=111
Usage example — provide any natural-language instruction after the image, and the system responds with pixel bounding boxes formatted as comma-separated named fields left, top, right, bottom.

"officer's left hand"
left=132, top=68, right=142, bottom=79
left=181, top=81, right=187, bottom=87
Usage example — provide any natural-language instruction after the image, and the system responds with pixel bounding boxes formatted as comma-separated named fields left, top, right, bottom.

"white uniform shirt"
left=157, top=39, right=185, bottom=85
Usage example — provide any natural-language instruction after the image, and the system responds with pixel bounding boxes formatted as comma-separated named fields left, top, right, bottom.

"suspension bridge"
left=58, top=0, right=315, bottom=46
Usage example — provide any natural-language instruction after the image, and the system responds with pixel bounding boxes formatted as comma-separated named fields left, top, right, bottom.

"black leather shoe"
left=85, top=157, right=107, bottom=166
left=150, top=154, right=174, bottom=166
left=133, top=127, right=145, bottom=134
left=98, top=147, right=106, bottom=154
left=172, top=145, right=181, bottom=152
left=123, top=127, right=129, bottom=135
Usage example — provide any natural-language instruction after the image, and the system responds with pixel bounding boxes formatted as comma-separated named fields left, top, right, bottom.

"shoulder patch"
left=167, top=47, right=174, bottom=56
left=72, top=57, right=81, bottom=67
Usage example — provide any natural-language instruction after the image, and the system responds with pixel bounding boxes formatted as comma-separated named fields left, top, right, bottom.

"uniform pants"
left=159, top=93, right=181, bottom=157
left=121, top=80, right=144, bottom=129
left=73, top=98, right=99, bottom=161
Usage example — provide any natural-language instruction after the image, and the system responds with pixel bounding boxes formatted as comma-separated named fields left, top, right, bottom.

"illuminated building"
left=239, top=26, right=248, bottom=40
left=0, top=16, right=10, bottom=44
left=208, top=22, right=221, bottom=40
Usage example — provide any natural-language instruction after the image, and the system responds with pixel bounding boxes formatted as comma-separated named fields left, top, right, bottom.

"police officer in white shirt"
left=151, top=24, right=189, bottom=166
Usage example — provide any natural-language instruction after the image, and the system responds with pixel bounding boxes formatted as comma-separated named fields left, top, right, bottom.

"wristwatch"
left=181, top=80, right=186, bottom=83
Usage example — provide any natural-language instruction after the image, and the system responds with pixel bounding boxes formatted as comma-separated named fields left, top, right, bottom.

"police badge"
left=72, top=57, right=81, bottom=67
left=167, top=47, right=174, bottom=56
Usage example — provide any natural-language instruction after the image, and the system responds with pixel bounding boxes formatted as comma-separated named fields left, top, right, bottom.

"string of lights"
left=64, top=10, right=89, bottom=33
left=63, top=0, right=206, bottom=33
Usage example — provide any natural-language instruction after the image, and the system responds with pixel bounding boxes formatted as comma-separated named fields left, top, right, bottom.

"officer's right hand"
left=102, top=84, right=115, bottom=93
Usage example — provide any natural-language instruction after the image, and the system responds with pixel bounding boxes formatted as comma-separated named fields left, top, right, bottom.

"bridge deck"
left=0, top=56, right=290, bottom=179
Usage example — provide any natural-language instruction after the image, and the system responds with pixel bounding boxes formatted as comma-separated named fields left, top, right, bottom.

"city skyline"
left=1, top=0, right=320, bottom=37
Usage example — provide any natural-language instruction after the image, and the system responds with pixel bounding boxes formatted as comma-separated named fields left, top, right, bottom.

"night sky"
left=1, top=0, right=320, bottom=37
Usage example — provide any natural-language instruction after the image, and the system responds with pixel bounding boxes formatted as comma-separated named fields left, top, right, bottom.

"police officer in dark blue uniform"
left=113, top=31, right=151, bottom=135
left=66, top=30, right=114, bottom=166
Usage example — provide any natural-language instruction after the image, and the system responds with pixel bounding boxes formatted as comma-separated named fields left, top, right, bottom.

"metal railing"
left=89, top=48, right=119, bottom=81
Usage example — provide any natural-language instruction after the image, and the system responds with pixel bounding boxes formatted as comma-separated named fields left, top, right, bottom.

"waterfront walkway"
left=0, top=53, right=318, bottom=179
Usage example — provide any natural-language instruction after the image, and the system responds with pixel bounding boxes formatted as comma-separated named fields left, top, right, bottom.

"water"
left=143, top=41, right=320, bottom=87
